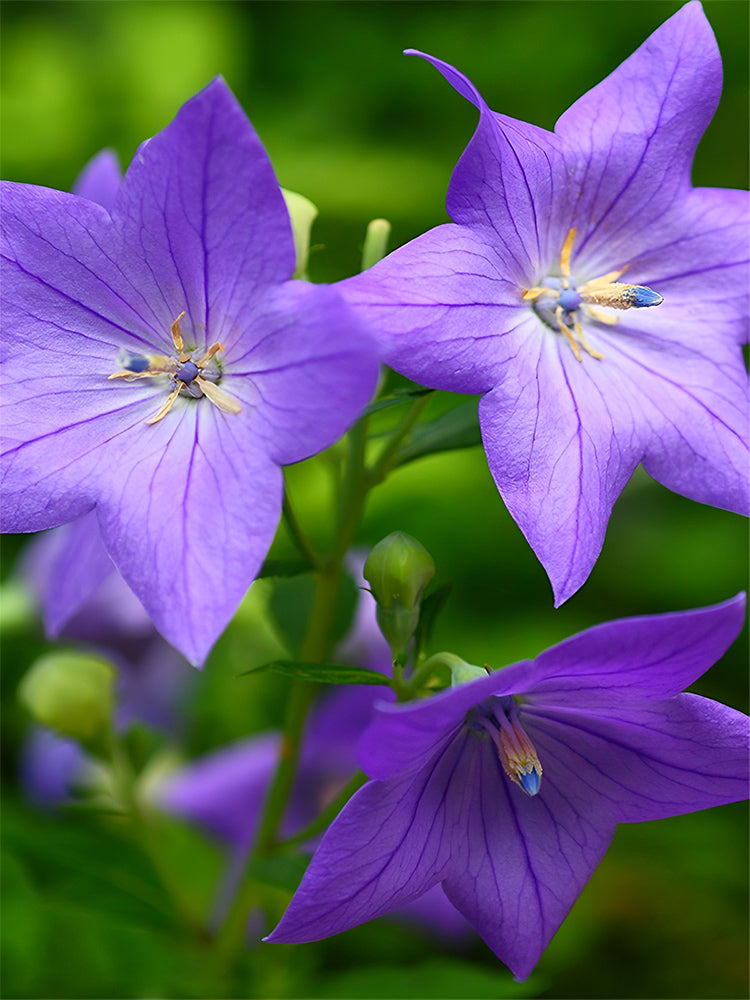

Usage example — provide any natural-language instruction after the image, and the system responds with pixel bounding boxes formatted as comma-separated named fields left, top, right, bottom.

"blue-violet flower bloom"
left=1, top=79, right=378, bottom=665
left=267, top=594, right=749, bottom=981
left=340, top=2, right=749, bottom=604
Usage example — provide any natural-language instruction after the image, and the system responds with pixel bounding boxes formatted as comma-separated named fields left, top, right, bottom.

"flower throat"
left=523, top=227, right=664, bottom=362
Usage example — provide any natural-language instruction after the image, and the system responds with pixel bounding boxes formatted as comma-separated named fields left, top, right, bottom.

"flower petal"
left=110, top=78, right=295, bottom=353
left=526, top=692, right=749, bottom=824
left=21, top=512, right=113, bottom=637
left=442, top=734, right=614, bottom=981
left=95, top=403, right=284, bottom=666
left=340, top=223, right=526, bottom=394
left=527, top=594, right=746, bottom=705
left=619, top=187, right=750, bottom=346
left=478, top=334, right=645, bottom=605
left=72, top=149, right=122, bottom=212
left=228, top=281, right=378, bottom=465
left=267, top=735, right=469, bottom=943
left=159, top=733, right=280, bottom=850
left=555, top=2, right=722, bottom=267
left=605, top=327, right=750, bottom=515
left=406, top=51, right=565, bottom=281
left=357, top=662, right=534, bottom=780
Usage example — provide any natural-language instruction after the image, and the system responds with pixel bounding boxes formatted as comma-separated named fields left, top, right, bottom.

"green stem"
left=367, top=393, right=431, bottom=486
left=214, top=415, right=372, bottom=960
left=282, top=484, right=322, bottom=570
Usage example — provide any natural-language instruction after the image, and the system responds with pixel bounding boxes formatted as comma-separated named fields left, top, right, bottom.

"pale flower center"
left=107, top=312, right=242, bottom=425
left=522, top=227, right=664, bottom=362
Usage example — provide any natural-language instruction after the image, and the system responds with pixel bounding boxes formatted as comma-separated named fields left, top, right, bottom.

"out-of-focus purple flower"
left=267, top=595, right=749, bottom=980
left=159, top=562, right=472, bottom=940
left=1, top=78, right=378, bottom=665
left=19, top=726, right=89, bottom=808
left=19, top=516, right=196, bottom=807
left=341, top=3, right=749, bottom=605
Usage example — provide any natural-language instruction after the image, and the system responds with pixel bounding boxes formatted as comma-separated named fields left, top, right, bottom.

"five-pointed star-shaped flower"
left=1, top=79, right=378, bottom=665
left=267, top=594, right=749, bottom=981
left=340, top=2, right=749, bottom=605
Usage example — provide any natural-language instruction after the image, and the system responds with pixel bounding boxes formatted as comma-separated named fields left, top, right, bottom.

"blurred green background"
left=1, top=2, right=748, bottom=998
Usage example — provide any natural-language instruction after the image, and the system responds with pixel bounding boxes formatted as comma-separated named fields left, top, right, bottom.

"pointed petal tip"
left=401, top=50, right=485, bottom=111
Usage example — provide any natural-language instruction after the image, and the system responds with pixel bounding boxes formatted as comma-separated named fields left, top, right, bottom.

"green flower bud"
left=364, top=532, right=435, bottom=657
left=18, top=651, right=115, bottom=746
left=361, top=218, right=391, bottom=271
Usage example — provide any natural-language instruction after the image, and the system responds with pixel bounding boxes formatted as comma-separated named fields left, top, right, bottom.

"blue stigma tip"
left=175, top=360, right=200, bottom=383
left=519, top=770, right=541, bottom=796
left=125, top=355, right=150, bottom=373
left=624, top=285, right=664, bottom=308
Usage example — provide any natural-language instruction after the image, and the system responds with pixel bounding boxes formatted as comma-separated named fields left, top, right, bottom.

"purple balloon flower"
left=340, top=2, right=749, bottom=605
left=267, top=595, right=749, bottom=981
left=1, top=78, right=378, bottom=665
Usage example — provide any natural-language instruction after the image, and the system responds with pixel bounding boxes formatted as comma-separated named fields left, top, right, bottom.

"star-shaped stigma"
left=522, top=227, right=664, bottom=361
left=108, top=312, right=241, bottom=425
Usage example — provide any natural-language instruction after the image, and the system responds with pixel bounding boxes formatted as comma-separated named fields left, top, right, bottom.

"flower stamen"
left=523, top=227, right=664, bottom=362
left=108, top=311, right=241, bottom=424
left=476, top=696, right=543, bottom=796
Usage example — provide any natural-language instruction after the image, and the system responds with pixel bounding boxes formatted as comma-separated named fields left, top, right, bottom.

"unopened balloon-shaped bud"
left=18, top=651, right=115, bottom=750
left=364, top=532, right=435, bottom=657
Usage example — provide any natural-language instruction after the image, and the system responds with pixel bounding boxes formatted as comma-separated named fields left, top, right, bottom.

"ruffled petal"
left=267, top=734, right=469, bottom=943
left=526, top=693, right=749, bottom=824
left=555, top=2, right=722, bottom=268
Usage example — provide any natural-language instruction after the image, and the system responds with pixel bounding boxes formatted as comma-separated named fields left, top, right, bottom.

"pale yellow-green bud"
left=364, top=532, right=435, bottom=657
left=281, top=188, right=318, bottom=280
left=18, top=651, right=116, bottom=746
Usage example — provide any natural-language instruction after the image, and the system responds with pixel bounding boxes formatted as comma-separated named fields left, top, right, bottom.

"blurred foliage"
left=1, top=1, right=748, bottom=998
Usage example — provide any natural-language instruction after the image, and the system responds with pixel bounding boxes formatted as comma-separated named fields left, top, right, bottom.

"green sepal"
left=237, top=660, right=392, bottom=687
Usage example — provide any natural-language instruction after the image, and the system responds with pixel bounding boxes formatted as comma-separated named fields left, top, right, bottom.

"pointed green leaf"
left=238, top=660, right=392, bottom=687
left=395, top=400, right=481, bottom=466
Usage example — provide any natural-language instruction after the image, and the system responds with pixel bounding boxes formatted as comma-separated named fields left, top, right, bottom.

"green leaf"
left=395, top=400, right=481, bottom=466
left=363, top=386, right=433, bottom=417
left=414, top=582, right=453, bottom=660
left=238, top=660, right=392, bottom=687
left=245, top=853, right=311, bottom=894
left=258, top=557, right=315, bottom=579
left=268, top=570, right=358, bottom=657
left=310, top=957, right=539, bottom=999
